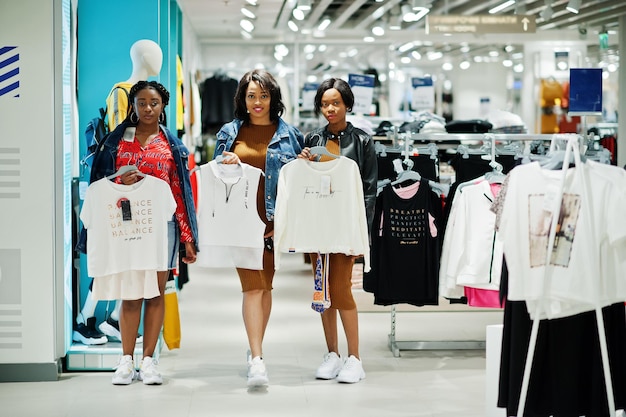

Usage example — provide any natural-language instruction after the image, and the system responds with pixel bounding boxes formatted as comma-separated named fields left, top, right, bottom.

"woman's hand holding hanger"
left=218, top=151, right=241, bottom=164
left=298, top=147, right=315, bottom=160
left=120, top=168, right=143, bottom=185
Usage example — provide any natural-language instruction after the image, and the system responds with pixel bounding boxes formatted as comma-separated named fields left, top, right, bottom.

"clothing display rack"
left=513, top=134, right=616, bottom=416
left=381, top=133, right=583, bottom=357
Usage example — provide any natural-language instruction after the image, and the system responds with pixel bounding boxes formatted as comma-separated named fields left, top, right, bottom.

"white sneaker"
left=315, top=352, right=343, bottom=380
left=336, top=355, right=366, bottom=383
left=112, top=355, right=135, bottom=385
left=247, top=356, right=269, bottom=387
left=138, top=356, right=162, bottom=385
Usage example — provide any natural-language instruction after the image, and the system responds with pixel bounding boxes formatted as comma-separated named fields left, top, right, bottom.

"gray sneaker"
left=315, top=352, right=343, bottom=380
left=112, top=355, right=135, bottom=385
left=247, top=356, right=269, bottom=387
left=337, top=355, right=366, bottom=383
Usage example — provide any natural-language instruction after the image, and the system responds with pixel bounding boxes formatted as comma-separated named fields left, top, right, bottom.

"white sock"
left=78, top=291, right=98, bottom=324
left=110, top=300, right=122, bottom=321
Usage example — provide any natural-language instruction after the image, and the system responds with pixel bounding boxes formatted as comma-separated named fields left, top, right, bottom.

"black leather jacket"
left=304, top=122, right=378, bottom=230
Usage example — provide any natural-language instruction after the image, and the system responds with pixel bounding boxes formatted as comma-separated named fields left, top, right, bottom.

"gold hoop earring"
left=129, top=112, right=139, bottom=124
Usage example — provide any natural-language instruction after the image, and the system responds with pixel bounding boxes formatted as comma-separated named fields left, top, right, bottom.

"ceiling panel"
left=178, top=0, right=622, bottom=75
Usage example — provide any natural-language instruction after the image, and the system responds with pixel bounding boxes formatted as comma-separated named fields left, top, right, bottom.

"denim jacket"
left=76, top=120, right=199, bottom=253
left=214, top=118, right=304, bottom=221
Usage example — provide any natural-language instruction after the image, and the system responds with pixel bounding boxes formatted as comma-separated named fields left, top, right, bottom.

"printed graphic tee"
left=80, top=175, right=176, bottom=277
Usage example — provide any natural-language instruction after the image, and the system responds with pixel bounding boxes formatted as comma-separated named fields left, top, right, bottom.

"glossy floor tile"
left=0, top=254, right=505, bottom=417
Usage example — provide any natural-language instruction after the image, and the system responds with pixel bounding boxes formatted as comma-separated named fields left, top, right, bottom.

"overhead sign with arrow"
left=427, top=15, right=536, bottom=34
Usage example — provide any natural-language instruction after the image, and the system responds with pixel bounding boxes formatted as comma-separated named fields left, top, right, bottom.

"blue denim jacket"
left=214, top=118, right=304, bottom=221
left=76, top=120, right=199, bottom=253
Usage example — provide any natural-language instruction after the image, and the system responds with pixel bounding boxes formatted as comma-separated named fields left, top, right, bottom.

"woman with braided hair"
left=81, top=80, right=198, bottom=385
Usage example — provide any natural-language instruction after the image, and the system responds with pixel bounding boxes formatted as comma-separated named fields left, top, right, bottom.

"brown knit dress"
left=231, top=122, right=276, bottom=292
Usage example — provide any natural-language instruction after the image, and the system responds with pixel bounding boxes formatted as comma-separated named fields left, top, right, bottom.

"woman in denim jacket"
left=214, top=69, right=304, bottom=387
left=80, top=81, right=198, bottom=386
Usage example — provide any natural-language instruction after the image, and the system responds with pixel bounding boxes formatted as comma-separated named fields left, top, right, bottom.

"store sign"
left=348, top=73, right=375, bottom=114
left=411, top=76, right=434, bottom=110
left=427, top=15, right=536, bottom=34
left=568, top=68, right=602, bottom=115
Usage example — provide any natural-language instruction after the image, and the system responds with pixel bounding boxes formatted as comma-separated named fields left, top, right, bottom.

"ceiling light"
left=372, top=6, right=386, bottom=20
left=398, top=41, right=415, bottom=53
left=566, top=0, right=581, bottom=14
left=288, top=20, right=299, bottom=32
left=292, top=8, right=305, bottom=20
left=240, top=19, right=254, bottom=32
left=372, top=22, right=385, bottom=36
left=401, top=5, right=416, bottom=22
left=413, top=7, right=430, bottom=22
left=503, top=59, right=513, bottom=67
left=241, top=7, right=256, bottom=19
left=245, top=0, right=257, bottom=5
left=459, top=60, right=471, bottom=70
left=240, top=30, right=252, bottom=39
left=363, top=36, right=375, bottom=42
left=297, top=0, right=311, bottom=11
left=427, top=51, right=443, bottom=60
left=411, top=50, right=422, bottom=60
left=489, top=0, right=515, bottom=14
left=401, top=56, right=411, bottom=64
left=442, top=62, right=453, bottom=71
left=318, top=17, right=331, bottom=31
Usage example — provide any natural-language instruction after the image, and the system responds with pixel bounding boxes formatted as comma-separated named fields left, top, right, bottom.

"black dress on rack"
left=363, top=180, right=441, bottom=306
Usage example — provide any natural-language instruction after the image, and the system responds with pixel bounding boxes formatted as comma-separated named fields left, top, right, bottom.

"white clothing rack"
left=383, top=133, right=582, bottom=357
left=515, top=135, right=615, bottom=416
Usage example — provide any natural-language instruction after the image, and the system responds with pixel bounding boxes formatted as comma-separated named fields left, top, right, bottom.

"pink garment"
left=464, top=286, right=503, bottom=308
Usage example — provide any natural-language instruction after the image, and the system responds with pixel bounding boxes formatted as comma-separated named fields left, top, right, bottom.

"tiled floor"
left=0, top=254, right=505, bottom=417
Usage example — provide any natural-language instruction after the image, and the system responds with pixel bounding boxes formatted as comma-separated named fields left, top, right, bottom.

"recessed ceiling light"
left=241, top=7, right=256, bottom=19
left=566, top=0, right=581, bottom=14
left=489, top=0, right=515, bottom=14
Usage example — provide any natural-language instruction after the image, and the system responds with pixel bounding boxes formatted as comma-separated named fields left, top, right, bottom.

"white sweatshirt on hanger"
left=274, top=157, right=370, bottom=271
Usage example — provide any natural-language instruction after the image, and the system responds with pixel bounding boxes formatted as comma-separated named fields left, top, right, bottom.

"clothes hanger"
left=391, top=168, right=421, bottom=186
left=309, top=145, right=340, bottom=159
left=106, top=164, right=144, bottom=180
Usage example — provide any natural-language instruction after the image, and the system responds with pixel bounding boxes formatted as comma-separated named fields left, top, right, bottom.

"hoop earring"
left=158, top=112, right=165, bottom=124
left=129, top=112, right=139, bottom=124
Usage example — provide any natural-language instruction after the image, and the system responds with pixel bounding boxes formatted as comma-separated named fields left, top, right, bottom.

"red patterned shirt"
left=116, top=130, right=193, bottom=243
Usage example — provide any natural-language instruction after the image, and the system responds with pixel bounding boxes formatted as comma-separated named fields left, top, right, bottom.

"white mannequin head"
left=127, top=39, right=163, bottom=84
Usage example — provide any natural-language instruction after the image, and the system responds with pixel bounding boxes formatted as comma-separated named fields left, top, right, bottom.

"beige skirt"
left=92, top=270, right=160, bottom=301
